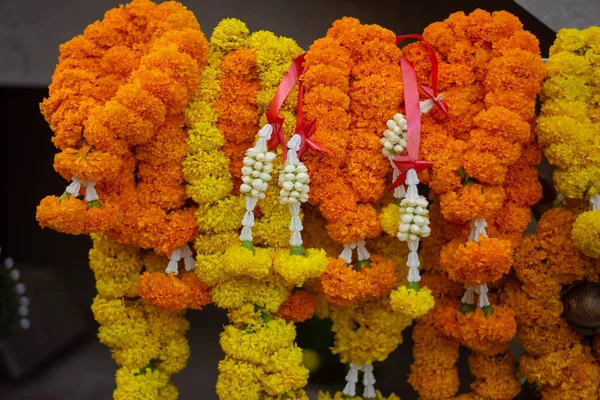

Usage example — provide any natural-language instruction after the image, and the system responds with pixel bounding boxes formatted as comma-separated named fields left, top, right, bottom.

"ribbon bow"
left=267, top=52, right=329, bottom=161
left=391, top=55, right=432, bottom=189
left=266, top=53, right=306, bottom=154
left=396, top=34, right=449, bottom=116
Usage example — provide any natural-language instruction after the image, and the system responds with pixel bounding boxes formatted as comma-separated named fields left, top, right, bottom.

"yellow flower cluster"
left=90, top=234, right=190, bottom=399
left=330, top=297, right=412, bottom=365
left=389, top=286, right=435, bottom=320
left=217, top=313, right=309, bottom=400
left=537, top=27, right=600, bottom=199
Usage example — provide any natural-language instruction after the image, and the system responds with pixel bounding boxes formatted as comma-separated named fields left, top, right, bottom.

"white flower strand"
left=398, top=170, right=431, bottom=242
left=363, top=364, right=377, bottom=399
left=65, top=176, right=99, bottom=202
left=343, top=363, right=360, bottom=397
left=463, top=218, right=490, bottom=308
left=239, top=124, right=276, bottom=243
left=339, top=240, right=370, bottom=264
left=278, top=135, right=310, bottom=247
left=165, top=244, right=195, bottom=275
left=279, top=134, right=310, bottom=205
left=590, top=194, right=600, bottom=211
left=381, top=113, right=408, bottom=158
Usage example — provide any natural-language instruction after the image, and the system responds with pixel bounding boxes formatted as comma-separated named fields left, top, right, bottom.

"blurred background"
left=0, top=0, right=598, bottom=399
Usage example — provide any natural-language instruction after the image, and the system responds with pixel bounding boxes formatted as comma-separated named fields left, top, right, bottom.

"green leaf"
left=356, top=259, right=371, bottom=271
left=407, top=282, right=420, bottom=292
left=483, top=305, right=495, bottom=316
left=290, top=245, right=307, bottom=257
left=241, top=240, right=255, bottom=253
left=88, top=200, right=102, bottom=208
left=459, top=303, right=474, bottom=314
left=59, top=192, right=71, bottom=203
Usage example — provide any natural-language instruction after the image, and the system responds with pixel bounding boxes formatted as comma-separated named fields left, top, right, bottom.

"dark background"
left=0, top=0, right=559, bottom=398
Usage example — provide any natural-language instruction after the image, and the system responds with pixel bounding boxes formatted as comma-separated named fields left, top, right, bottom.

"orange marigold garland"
left=504, top=207, right=600, bottom=398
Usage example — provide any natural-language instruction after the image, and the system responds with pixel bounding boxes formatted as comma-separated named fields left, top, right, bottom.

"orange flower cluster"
left=37, top=0, right=207, bottom=254
left=138, top=271, right=212, bottom=312
left=404, top=9, right=544, bottom=229
left=408, top=312, right=460, bottom=399
left=440, top=236, right=512, bottom=285
left=215, top=48, right=260, bottom=191
left=304, top=18, right=391, bottom=244
left=316, top=255, right=396, bottom=306
left=502, top=208, right=600, bottom=397
left=277, top=290, right=317, bottom=323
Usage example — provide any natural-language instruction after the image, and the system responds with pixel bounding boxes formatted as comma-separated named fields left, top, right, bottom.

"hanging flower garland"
left=401, top=9, right=545, bottom=399
left=37, top=0, right=208, bottom=245
left=0, top=250, right=30, bottom=338
left=90, top=234, right=194, bottom=400
left=503, top=207, right=600, bottom=398
left=536, top=27, right=600, bottom=258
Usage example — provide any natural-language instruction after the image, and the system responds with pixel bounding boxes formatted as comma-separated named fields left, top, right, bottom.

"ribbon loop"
left=396, top=34, right=448, bottom=116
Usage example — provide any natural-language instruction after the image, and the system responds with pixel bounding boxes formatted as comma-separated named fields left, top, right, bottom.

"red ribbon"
left=267, top=52, right=329, bottom=161
left=396, top=34, right=448, bottom=116
left=391, top=56, right=432, bottom=189
left=295, top=73, right=330, bottom=159
left=267, top=53, right=306, bottom=153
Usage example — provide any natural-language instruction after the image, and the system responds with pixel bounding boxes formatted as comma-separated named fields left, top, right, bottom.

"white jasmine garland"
left=380, top=113, right=408, bottom=158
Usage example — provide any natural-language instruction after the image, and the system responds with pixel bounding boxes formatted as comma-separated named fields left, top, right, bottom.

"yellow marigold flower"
left=91, top=296, right=128, bottom=325
left=187, top=176, right=233, bottom=204
left=252, top=210, right=293, bottom=249
left=273, top=248, right=328, bottom=286
left=114, top=367, right=165, bottom=400
left=389, top=286, right=435, bottom=319
left=330, top=298, right=412, bottom=365
left=183, top=150, right=229, bottom=180
left=211, top=18, right=249, bottom=52
left=222, top=246, right=274, bottom=280
left=184, top=100, right=218, bottom=128
left=227, top=303, right=260, bottom=325
left=98, top=319, right=149, bottom=349
left=158, top=335, right=190, bottom=374
left=550, top=28, right=587, bottom=55
left=220, top=318, right=297, bottom=364
left=96, top=275, right=139, bottom=299
left=194, top=254, right=223, bottom=286
left=112, top=337, right=161, bottom=370
left=572, top=210, right=600, bottom=257
left=195, top=231, right=238, bottom=255
left=212, top=276, right=290, bottom=312
left=89, top=233, right=143, bottom=279
left=216, top=358, right=263, bottom=400
left=196, top=196, right=244, bottom=233
left=186, top=121, right=224, bottom=152
left=147, top=310, right=189, bottom=343
left=158, top=383, right=179, bottom=400
left=259, top=354, right=309, bottom=396
left=379, top=203, right=400, bottom=237
left=546, top=52, right=591, bottom=78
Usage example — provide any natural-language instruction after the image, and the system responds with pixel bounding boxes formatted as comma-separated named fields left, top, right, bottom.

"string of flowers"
left=401, top=9, right=545, bottom=398
left=503, top=208, right=600, bottom=398
left=536, top=27, right=600, bottom=258
left=0, top=251, right=30, bottom=338
left=37, top=0, right=207, bottom=244
left=90, top=234, right=192, bottom=399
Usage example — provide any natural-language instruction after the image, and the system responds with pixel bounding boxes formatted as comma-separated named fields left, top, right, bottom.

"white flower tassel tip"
left=419, top=93, right=444, bottom=115
left=64, top=176, right=99, bottom=204
left=165, top=245, right=195, bottom=275
left=239, top=124, right=276, bottom=244
left=381, top=113, right=408, bottom=158
left=590, top=194, right=600, bottom=211
left=468, top=217, right=488, bottom=242
left=340, top=242, right=356, bottom=264
left=343, top=363, right=360, bottom=397
left=362, top=364, right=377, bottom=399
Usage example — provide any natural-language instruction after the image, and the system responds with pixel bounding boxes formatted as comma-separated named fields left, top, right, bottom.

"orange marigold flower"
left=317, top=255, right=396, bottom=306
left=326, top=204, right=382, bottom=243
left=277, top=291, right=317, bottom=323
left=138, top=271, right=188, bottom=312
left=180, top=273, right=212, bottom=310
left=440, top=185, right=506, bottom=224
left=456, top=306, right=516, bottom=355
left=441, top=237, right=512, bottom=285
left=37, top=195, right=117, bottom=235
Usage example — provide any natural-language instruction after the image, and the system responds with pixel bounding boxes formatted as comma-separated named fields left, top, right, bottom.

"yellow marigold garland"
left=90, top=234, right=190, bottom=399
